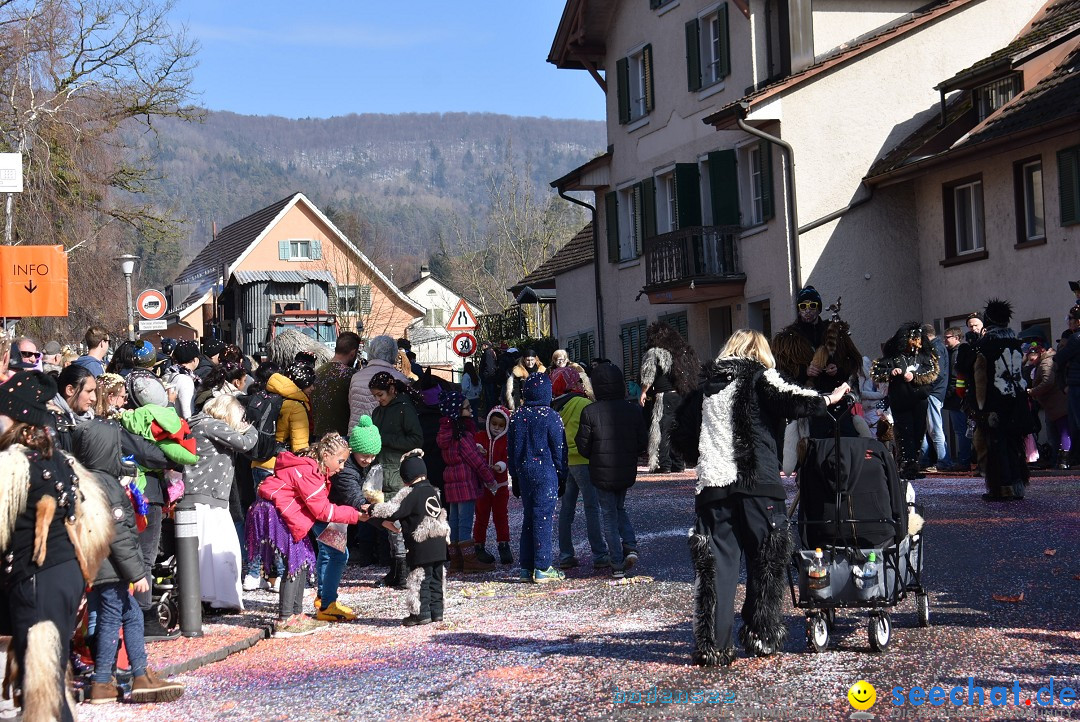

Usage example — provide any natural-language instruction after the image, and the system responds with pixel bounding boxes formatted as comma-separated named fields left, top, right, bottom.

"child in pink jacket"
left=246, top=433, right=363, bottom=635
left=437, top=392, right=496, bottom=574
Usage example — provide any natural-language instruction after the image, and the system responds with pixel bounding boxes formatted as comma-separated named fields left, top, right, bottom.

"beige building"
left=548, top=0, right=1048, bottom=382
left=865, top=0, right=1080, bottom=338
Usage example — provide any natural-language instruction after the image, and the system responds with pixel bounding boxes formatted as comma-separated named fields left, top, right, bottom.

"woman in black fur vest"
left=673, top=330, right=848, bottom=667
left=871, top=323, right=939, bottom=480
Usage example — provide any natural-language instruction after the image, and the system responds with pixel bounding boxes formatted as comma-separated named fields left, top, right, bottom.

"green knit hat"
left=348, top=415, right=382, bottom=455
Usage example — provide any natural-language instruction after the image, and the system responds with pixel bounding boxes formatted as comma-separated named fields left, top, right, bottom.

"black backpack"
left=243, top=390, right=285, bottom=462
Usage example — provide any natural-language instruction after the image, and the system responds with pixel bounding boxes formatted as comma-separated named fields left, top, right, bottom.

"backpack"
left=243, top=390, right=285, bottom=462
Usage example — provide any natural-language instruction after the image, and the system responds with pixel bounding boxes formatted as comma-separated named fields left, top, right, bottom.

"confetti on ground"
left=991, top=592, right=1025, bottom=603
left=73, top=470, right=1080, bottom=722
left=1044, top=548, right=1057, bottom=556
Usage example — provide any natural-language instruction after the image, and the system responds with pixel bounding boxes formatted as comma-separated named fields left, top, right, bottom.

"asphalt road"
left=79, top=471, right=1080, bottom=721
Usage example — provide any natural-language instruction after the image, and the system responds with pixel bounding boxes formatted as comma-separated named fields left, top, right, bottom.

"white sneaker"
left=242, top=573, right=263, bottom=591
left=269, top=577, right=280, bottom=593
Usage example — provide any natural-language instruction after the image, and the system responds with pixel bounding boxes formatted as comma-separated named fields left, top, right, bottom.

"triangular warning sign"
left=445, top=298, right=478, bottom=331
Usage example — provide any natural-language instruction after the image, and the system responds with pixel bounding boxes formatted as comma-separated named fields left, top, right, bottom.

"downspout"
left=798, top=182, right=873, bottom=235
left=558, top=189, right=605, bottom=358
left=736, top=114, right=801, bottom=297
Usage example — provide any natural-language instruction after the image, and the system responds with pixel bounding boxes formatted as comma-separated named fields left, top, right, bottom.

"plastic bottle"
left=855, top=552, right=878, bottom=589
left=808, top=548, right=829, bottom=590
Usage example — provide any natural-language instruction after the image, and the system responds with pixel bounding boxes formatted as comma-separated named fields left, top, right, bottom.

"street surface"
left=81, top=471, right=1080, bottom=721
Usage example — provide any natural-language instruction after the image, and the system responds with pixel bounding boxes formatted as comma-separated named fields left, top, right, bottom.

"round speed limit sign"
left=452, top=332, right=477, bottom=358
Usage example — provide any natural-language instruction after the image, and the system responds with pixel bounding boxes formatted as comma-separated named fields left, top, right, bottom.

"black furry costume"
left=972, top=300, right=1033, bottom=500
left=640, top=322, right=700, bottom=473
left=872, top=323, right=939, bottom=479
left=675, top=357, right=826, bottom=666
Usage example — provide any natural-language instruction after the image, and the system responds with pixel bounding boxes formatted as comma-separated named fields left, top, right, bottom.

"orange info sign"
left=0, top=245, right=69, bottom=317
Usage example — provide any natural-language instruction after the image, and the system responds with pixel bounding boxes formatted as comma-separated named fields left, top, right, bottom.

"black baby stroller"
left=788, top=403, right=929, bottom=653
left=151, top=515, right=181, bottom=634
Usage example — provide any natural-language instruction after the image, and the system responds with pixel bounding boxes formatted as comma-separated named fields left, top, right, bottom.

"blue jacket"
left=929, top=336, right=949, bottom=401
left=507, top=374, right=568, bottom=496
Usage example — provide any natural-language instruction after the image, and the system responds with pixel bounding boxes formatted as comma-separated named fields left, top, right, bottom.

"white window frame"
left=655, top=168, right=677, bottom=233
left=953, top=180, right=985, bottom=254
left=617, top=184, right=641, bottom=262
left=338, top=284, right=372, bottom=315
left=747, top=144, right=765, bottom=227
left=702, top=6, right=724, bottom=87
left=289, top=239, right=311, bottom=260
left=1021, top=160, right=1045, bottom=242
left=629, top=48, right=649, bottom=122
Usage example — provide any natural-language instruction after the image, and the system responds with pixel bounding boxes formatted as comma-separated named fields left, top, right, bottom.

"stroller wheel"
left=868, top=612, right=891, bottom=652
left=156, top=595, right=179, bottom=633
left=916, top=593, right=930, bottom=628
left=806, top=614, right=829, bottom=653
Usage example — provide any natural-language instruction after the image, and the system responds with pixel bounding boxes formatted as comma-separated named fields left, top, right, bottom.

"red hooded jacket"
left=258, top=451, right=359, bottom=541
left=475, top=406, right=510, bottom=488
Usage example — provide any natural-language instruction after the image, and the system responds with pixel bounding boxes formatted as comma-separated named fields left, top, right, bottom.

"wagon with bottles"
left=786, top=405, right=929, bottom=653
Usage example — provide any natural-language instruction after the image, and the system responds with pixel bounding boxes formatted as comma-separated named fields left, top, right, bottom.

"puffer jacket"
left=253, top=372, right=312, bottom=471
left=371, top=393, right=424, bottom=496
left=347, top=359, right=409, bottom=432
left=1029, top=349, right=1067, bottom=421
left=184, top=413, right=258, bottom=508
left=258, top=451, right=359, bottom=542
left=553, top=392, right=592, bottom=466
left=507, top=374, right=568, bottom=495
left=575, top=364, right=646, bottom=492
left=438, top=417, right=495, bottom=504
left=329, top=455, right=382, bottom=508
left=476, top=406, right=510, bottom=487
left=71, top=422, right=145, bottom=587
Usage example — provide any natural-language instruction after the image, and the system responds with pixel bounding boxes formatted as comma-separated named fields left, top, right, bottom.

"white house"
left=401, top=266, right=483, bottom=374
left=548, top=0, right=1048, bottom=382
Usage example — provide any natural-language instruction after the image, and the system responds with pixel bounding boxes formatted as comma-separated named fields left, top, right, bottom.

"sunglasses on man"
left=20, top=350, right=42, bottom=360
left=797, top=301, right=820, bottom=310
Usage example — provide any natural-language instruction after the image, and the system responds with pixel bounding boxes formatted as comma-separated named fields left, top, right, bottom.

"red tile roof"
left=511, top=223, right=595, bottom=292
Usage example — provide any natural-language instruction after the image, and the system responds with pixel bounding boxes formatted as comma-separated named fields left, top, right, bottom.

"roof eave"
left=550, top=149, right=612, bottom=192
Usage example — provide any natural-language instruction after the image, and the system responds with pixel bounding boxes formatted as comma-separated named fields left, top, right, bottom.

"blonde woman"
left=94, top=372, right=129, bottom=419
left=550, top=349, right=595, bottom=400
left=185, top=395, right=259, bottom=611
left=673, top=329, right=849, bottom=667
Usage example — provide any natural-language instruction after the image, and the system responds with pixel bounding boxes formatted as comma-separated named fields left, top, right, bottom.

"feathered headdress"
left=983, top=298, right=1013, bottom=328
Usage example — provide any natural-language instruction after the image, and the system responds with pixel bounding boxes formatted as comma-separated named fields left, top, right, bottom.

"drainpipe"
left=737, top=114, right=801, bottom=297
left=557, top=190, right=605, bottom=358
left=798, top=182, right=873, bottom=235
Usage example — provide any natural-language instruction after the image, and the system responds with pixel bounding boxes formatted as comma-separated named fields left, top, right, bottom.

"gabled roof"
left=938, top=0, right=1080, bottom=90
left=867, top=28, right=1080, bottom=182
left=170, top=192, right=424, bottom=319
left=705, top=0, right=970, bottom=128
left=400, top=272, right=482, bottom=311
left=547, top=0, right=618, bottom=71
left=510, top=223, right=595, bottom=294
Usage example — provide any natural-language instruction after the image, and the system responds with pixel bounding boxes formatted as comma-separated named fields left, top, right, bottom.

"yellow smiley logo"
left=848, top=680, right=876, bottom=711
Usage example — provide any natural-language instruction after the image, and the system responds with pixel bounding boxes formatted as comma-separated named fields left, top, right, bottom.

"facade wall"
left=912, top=130, right=1080, bottom=338
left=810, top=0, right=925, bottom=57
left=555, top=264, right=600, bottom=344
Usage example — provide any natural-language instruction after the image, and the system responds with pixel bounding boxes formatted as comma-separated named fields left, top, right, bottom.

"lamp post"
left=116, top=254, right=139, bottom=342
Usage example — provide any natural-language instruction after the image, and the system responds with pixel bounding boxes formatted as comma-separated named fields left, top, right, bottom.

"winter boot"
left=130, top=668, right=185, bottom=703
left=474, top=543, right=496, bottom=564
left=447, top=543, right=464, bottom=574
left=373, top=564, right=396, bottom=588
left=498, top=541, right=513, bottom=565
left=460, top=540, right=496, bottom=573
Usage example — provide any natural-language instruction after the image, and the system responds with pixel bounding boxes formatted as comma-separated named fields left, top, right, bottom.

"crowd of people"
left=0, top=283, right=1073, bottom=712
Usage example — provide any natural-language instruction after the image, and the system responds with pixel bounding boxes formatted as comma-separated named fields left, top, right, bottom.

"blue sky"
left=173, top=1, right=605, bottom=121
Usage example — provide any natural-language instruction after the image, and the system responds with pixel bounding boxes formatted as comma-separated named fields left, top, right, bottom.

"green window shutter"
left=708, top=150, right=740, bottom=225
left=674, top=163, right=702, bottom=228
left=360, top=284, right=372, bottom=314
left=617, top=57, right=630, bottom=125
left=760, top=142, right=775, bottom=221
left=643, top=44, right=655, bottom=113
left=640, top=178, right=657, bottom=241
left=685, top=20, right=702, bottom=91
left=279, top=240, right=289, bottom=260
left=1059, top=147, right=1080, bottom=226
left=660, top=312, right=689, bottom=341
left=719, top=3, right=731, bottom=79
left=311, top=240, right=322, bottom=260
left=650, top=0, right=662, bottom=8
left=605, top=191, right=620, bottom=262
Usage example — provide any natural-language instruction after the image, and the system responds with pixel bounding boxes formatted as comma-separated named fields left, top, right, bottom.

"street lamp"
left=115, top=254, right=139, bottom=342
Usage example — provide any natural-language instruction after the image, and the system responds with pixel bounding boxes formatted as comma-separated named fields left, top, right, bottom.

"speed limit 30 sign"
left=452, top=332, right=477, bottom=358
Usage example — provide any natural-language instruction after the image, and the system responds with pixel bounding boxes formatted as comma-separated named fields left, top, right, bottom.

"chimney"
left=420, top=264, right=431, bottom=279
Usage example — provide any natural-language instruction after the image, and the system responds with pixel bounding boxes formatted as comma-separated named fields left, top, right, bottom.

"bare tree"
left=0, top=0, right=199, bottom=340
left=440, top=148, right=586, bottom=314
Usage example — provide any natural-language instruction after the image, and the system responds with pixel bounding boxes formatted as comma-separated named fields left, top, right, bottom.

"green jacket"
left=555, top=394, right=593, bottom=466
left=371, top=394, right=423, bottom=495
left=119, top=406, right=198, bottom=467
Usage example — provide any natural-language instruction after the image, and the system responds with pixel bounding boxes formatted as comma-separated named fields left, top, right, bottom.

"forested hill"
left=139, top=111, right=606, bottom=270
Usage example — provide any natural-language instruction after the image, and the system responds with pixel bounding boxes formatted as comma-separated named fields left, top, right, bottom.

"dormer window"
left=973, top=74, right=1021, bottom=122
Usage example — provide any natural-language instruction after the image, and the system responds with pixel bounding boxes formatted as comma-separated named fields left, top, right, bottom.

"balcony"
left=642, top=226, right=745, bottom=304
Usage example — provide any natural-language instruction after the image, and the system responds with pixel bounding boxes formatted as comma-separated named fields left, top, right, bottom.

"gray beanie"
left=127, top=370, right=169, bottom=408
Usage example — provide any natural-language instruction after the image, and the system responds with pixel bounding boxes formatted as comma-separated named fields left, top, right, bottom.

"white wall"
left=811, top=0, right=926, bottom=58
